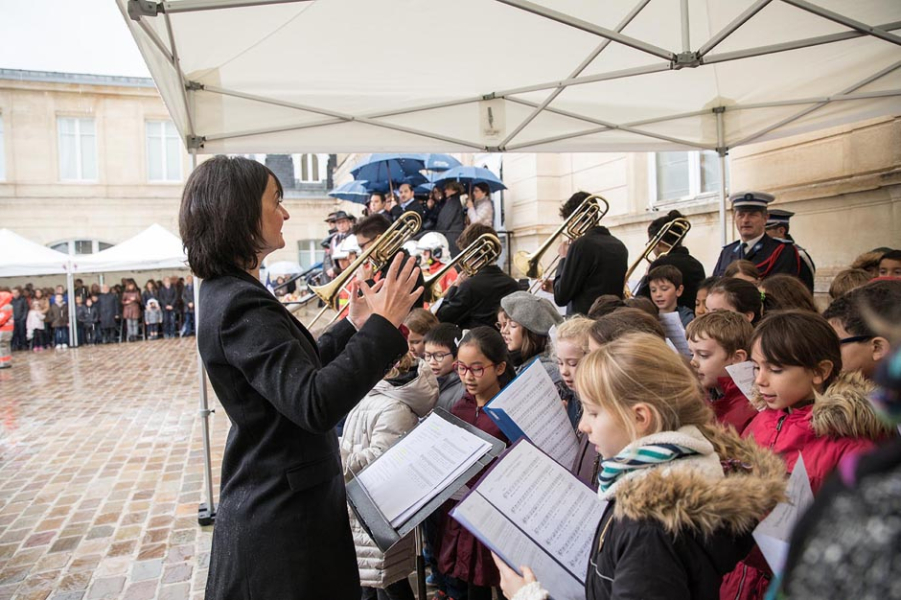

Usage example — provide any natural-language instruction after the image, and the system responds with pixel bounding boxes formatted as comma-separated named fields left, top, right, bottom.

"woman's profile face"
left=259, top=175, right=289, bottom=258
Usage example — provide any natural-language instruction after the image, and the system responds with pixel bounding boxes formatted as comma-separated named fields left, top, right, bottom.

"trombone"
left=513, top=194, right=610, bottom=293
left=623, top=217, right=691, bottom=297
left=423, top=233, right=502, bottom=303
left=305, top=211, right=422, bottom=329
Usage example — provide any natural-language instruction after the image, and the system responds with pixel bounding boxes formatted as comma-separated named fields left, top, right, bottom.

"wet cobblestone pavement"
left=0, top=339, right=228, bottom=600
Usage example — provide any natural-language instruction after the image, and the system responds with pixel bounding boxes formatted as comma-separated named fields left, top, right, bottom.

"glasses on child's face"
left=453, top=362, right=495, bottom=378
left=424, top=352, right=452, bottom=363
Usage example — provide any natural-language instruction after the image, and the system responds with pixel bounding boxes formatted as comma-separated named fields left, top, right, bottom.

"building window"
left=0, top=114, right=5, bottom=181
left=649, top=150, right=728, bottom=205
left=298, top=239, right=325, bottom=270
left=50, top=239, right=111, bottom=255
left=146, top=120, right=182, bottom=182
left=58, top=117, right=98, bottom=181
left=295, top=154, right=324, bottom=183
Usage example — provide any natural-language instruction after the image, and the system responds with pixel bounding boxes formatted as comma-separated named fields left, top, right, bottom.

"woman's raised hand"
left=359, top=254, right=422, bottom=328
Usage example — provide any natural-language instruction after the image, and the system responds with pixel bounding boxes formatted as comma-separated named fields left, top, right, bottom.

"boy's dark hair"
left=647, top=209, right=687, bottom=249
left=698, top=276, right=721, bottom=292
left=457, top=223, right=497, bottom=250
left=352, top=214, right=392, bottom=239
left=424, top=323, right=464, bottom=358
left=473, top=182, right=491, bottom=196
left=824, top=280, right=901, bottom=339
left=589, top=308, right=666, bottom=346
left=709, top=278, right=764, bottom=324
left=559, top=191, right=591, bottom=219
left=459, top=326, right=514, bottom=387
left=828, top=268, right=872, bottom=300
left=760, top=274, right=818, bottom=313
left=587, top=294, right=626, bottom=319
left=752, top=310, right=842, bottom=388
left=647, top=264, right=683, bottom=288
left=369, top=191, right=387, bottom=203
left=179, top=155, right=283, bottom=279
left=623, top=296, right=659, bottom=318
left=879, top=249, right=901, bottom=263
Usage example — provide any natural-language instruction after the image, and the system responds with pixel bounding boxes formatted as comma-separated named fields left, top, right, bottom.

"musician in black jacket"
left=436, top=223, right=522, bottom=329
left=552, top=191, right=628, bottom=316
left=635, top=210, right=706, bottom=310
left=353, top=213, right=427, bottom=308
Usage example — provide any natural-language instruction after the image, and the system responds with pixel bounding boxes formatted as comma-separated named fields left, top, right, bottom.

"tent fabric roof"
left=0, top=229, right=71, bottom=277
left=118, top=0, right=901, bottom=154
left=74, top=224, right=188, bottom=274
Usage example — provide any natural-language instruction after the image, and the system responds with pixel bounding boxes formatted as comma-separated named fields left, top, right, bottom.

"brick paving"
left=0, top=339, right=228, bottom=600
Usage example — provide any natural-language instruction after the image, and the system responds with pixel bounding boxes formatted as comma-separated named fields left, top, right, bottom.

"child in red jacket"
left=721, top=310, right=892, bottom=600
left=686, top=311, right=759, bottom=434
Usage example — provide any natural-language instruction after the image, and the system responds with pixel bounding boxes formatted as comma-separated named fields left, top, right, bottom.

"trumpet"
left=424, top=233, right=502, bottom=302
left=513, top=194, right=609, bottom=293
left=623, top=217, right=691, bottom=298
left=305, top=211, right=422, bottom=329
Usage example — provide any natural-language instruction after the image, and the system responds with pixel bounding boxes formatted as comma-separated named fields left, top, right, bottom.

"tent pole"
left=67, top=267, right=77, bottom=348
left=192, top=152, right=217, bottom=526
left=716, top=109, right=728, bottom=246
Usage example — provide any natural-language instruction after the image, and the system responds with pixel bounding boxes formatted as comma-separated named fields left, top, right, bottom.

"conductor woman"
left=179, top=156, right=422, bottom=600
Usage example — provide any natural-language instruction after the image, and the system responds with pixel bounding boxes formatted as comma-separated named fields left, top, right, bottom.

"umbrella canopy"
left=433, top=166, right=508, bottom=193
left=350, top=153, right=426, bottom=183
left=264, top=261, right=304, bottom=277
left=0, top=229, right=71, bottom=277
left=328, top=180, right=371, bottom=204
left=118, top=0, right=901, bottom=154
left=421, top=153, right=462, bottom=172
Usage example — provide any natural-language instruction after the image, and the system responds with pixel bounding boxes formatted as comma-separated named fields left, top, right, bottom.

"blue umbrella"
left=349, top=153, right=427, bottom=189
left=328, top=180, right=371, bottom=204
left=432, top=166, right=507, bottom=193
left=361, top=173, right=428, bottom=193
left=421, top=153, right=462, bottom=172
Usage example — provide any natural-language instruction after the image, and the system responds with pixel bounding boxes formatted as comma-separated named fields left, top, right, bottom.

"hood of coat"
left=748, top=370, right=892, bottom=441
left=613, top=423, right=787, bottom=539
left=369, top=359, right=439, bottom=418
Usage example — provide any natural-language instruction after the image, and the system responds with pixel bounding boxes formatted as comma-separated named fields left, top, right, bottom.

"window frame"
left=145, top=119, right=183, bottom=183
left=297, top=238, right=325, bottom=270
left=647, top=150, right=728, bottom=209
left=57, top=116, right=98, bottom=182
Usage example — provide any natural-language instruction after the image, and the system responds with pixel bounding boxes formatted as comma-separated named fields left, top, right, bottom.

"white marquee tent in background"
left=0, top=229, right=71, bottom=278
left=116, top=0, right=901, bottom=526
left=74, top=223, right=188, bottom=273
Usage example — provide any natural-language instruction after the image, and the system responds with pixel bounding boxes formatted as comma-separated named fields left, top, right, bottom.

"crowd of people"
left=0, top=274, right=196, bottom=365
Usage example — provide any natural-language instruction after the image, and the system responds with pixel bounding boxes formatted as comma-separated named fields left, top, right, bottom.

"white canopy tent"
left=73, top=223, right=188, bottom=274
left=0, top=228, right=71, bottom=278
left=117, top=0, right=901, bottom=527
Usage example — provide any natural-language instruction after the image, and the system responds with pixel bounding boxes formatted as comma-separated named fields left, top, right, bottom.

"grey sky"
left=0, top=0, right=150, bottom=77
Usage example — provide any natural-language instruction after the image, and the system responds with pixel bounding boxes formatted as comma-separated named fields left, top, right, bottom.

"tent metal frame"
left=124, top=0, right=901, bottom=526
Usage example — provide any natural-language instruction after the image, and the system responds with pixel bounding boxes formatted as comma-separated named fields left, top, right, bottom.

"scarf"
left=598, top=442, right=699, bottom=493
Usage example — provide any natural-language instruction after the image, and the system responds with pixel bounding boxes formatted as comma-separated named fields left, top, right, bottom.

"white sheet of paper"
left=660, top=311, right=691, bottom=357
left=487, top=360, right=578, bottom=468
left=753, top=454, right=814, bottom=574
left=453, top=493, right=588, bottom=600
left=665, top=338, right=680, bottom=354
left=357, top=414, right=492, bottom=527
left=725, top=361, right=757, bottom=400
left=429, top=297, right=444, bottom=314
left=533, top=287, right=567, bottom=316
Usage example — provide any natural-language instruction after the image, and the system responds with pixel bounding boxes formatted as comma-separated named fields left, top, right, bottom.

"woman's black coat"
left=199, top=270, right=408, bottom=600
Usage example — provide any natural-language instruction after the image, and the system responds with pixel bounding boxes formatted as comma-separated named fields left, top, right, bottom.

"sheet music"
left=660, top=312, right=691, bottom=357
left=725, top=361, right=758, bottom=400
left=452, top=441, right=605, bottom=600
left=485, top=359, right=578, bottom=468
left=357, top=413, right=492, bottom=527
left=753, top=454, right=814, bottom=574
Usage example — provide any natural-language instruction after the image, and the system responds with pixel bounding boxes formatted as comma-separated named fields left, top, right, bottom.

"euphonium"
left=305, top=211, right=422, bottom=328
left=424, top=233, right=502, bottom=302
left=513, top=194, right=609, bottom=292
left=622, top=217, right=691, bottom=298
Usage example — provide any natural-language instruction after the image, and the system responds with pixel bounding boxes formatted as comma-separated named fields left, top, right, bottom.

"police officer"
left=766, top=209, right=816, bottom=292
left=713, top=191, right=800, bottom=280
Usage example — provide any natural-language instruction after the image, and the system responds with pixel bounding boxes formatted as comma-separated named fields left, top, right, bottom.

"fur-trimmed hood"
left=749, top=370, right=892, bottom=441
left=612, top=423, right=787, bottom=538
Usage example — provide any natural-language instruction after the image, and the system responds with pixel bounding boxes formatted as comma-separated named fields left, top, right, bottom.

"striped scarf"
left=598, top=443, right=700, bottom=493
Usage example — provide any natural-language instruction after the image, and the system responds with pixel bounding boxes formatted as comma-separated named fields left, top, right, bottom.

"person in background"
left=765, top=209, right=816, bottom=291
left=588, top=308, right=667, bottom=352
left=122, top=280, right=143, bottom=342
left=403, top=308, right=439, bottom=359
left=436, top=182, right=467, bottom=256
left=353, top=214, right=426, bottom=308
left=417, top=232, right=458, bottom=303
left=142, top=279, right=158, bottom=308
left=647, top=264, right=694, bottom=327
left=392, top=182, right=426, bottom=221
left=686, top=311, right=758, bottom=434
left=723, top=259, right=761, bottom=285
left=422, top=186, right=444, bottom=231
left=466, top=182, right=494, bottom=227
left=49, top=292, right=69, bottom=349
left=85, top=296, right=100, bottom=345
left=877, top=249, right=901, bottom=278
left=704, top=278, right=765, bottom=325
left=850, top=247, right=891, bottom=277
left=0, top=288, right=13, bottom=368
left=145, top=298, right=162, bottom=340
left=622, top=296, right=659, bottom=319
left=827, top=268, right=871, bottom=301
left=26, top=288, right=49, bottom=351
left=75, top=295, right=89, bottom=346
left=635, top=210, right=705, bottom=310
left=758, top=273, right=819, bottom=313
left=159, top=276, right=179, bottom=339
left=98, top=284, right=119, bottom=344
left=694, top=275, right=720, bottom=317
left=586, top=295, right=626, bottom=320
left=11, top=287, right=28, bottom=352
left=181, top=275, right=195, bottom=337
left=424, top=323, right=465, bottom=413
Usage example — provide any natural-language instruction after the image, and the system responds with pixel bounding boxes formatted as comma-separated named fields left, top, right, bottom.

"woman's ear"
left=811, top=360, right=835, bottom=387
left=632, top=403, right=656, bottom=437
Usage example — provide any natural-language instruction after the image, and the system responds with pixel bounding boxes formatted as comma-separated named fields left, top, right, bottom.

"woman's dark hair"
left=760, top=274, right=818, bottom=314
left=519, top=328, right=549, bottom=362
left=587, top=294, right=626, bottom=319
left=698, top=276, right=721, bottom=292
left=709, top=278, right=764, bottom=324
left=179, top=155, right=283, bottom=279
left=724, top=259, right=760, bottom=281
left=424, top=323, right=464, bottom=358
left=457, top=223, right=497, bottom=249
left=473, top=182, right=491, bottom=196
left=444, top=182, right=464, bottom=195
left=623, top=296, right=659, bottom=318
left=430, top=186, right=444, bottom=201
left=752, top=310, right=842, bottom=388
left=459, top=326, right=515, bottom=387
left=144, top=279, right=157, bottom=292
left=647, top=209, right=687, bottom=248
left=560, top=191, right=591, bottom=219
left=589, top=308, right=666, bottom=346
left=353, top=214, right=392, bottom=239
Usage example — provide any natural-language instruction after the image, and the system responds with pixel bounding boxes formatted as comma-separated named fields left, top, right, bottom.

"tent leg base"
left=198, top=503, right=216, bottom=526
